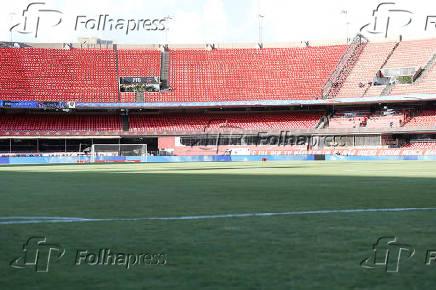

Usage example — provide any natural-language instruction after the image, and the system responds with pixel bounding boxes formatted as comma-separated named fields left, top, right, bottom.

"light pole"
left=258, top=14, right=264, bottom=46
left=340, top=10, right=349, bottom=44
left=164, top=15, right=172, bottom=45
left=9, top=13, right=17, bottom=42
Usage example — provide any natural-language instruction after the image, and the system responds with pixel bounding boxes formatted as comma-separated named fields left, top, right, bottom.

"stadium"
left=1, top=0, right=436, bottom=289
left=1, top=35, right=436, bottom=161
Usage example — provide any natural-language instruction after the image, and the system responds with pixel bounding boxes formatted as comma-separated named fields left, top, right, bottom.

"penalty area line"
left=1, top=207, right=436, bottom=225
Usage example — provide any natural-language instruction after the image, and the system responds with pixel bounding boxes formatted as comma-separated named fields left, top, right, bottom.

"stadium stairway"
left=380, top=83, right=395, bottom=96
left=321, top=34, right=368, bottom=98
left=121, top=112, right=129, bottom=132
left=114, top=44, right=121, bottom=102
left=160, top=50, right=170, bottom=90
left=399, top=109, right=415, bottom=127
left=417, top=53, right=436, bottom=83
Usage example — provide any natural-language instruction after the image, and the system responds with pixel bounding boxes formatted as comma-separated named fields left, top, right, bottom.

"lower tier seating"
left=328, top=110, right=370, bottom=129
left=129, top=111, right=324, bottom=132
left=402, top=141, right=436, bottom=148
left=0, top=114, right=122, bottom=132
left=0, top=108, right=434, bottom=136
left=403, top=109, right=436, bottom=127
left=365, top=113, right=407, bottom=129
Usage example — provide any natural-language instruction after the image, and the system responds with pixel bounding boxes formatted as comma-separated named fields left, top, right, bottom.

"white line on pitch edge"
left=1, top=207, right=436, bottom=225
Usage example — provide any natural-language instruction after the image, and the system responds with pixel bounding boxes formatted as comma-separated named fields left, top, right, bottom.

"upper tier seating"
left=0, top=46, right=346, bottom=103
left=0, top=114, right=122, bottom=132
left=3, top=38, right=436, bottom=103
left=149, top=46, right=347, bottom=102
left=390, top=58, right=436, bottom=96
left=129, top=111, right=324, bottom=133
left=0, top=48, right=118, bottom=102
left=403, top=109, right=436, bottom=127
left=120, top=92, right=135, bottom=103
left=383, top=38, right=436, bottom=69
left=337, top=38, right=436, bottom=98
left=117, top=49, right=161, bottom=77
left=336, top=42, right=396, bottom=98
left=384, top=39, right=436, bottom=96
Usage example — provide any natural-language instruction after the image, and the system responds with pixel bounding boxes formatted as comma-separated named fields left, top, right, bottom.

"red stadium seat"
left=0, top=114, right=122, bottom=134
left=0, top=46, right=347, bottom=103
left=128, top=111, right=324, bottom=133
left=154, top=46, right=347, bottom=102
left=0, top=48, right=118, bottom=102
left=403, top=109, right=436, bottom=128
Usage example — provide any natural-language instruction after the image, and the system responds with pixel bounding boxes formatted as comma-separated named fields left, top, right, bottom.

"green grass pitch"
left=1, top=161, right=436, bottom=289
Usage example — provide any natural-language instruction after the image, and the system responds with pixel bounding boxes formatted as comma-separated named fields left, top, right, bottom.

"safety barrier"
left=1, top=154, right=436, bottom=164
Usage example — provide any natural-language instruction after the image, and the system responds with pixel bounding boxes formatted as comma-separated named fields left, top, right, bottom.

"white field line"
left=0, top=216, right=84, bottom=220
left=0, top=207, right=435, bottom=225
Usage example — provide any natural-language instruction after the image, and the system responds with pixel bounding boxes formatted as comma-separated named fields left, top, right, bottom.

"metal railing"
left=321, top=34, right=368, bottom=98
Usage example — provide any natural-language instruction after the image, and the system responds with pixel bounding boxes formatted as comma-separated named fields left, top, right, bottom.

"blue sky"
left=1, top=0, right=435, bottom=44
